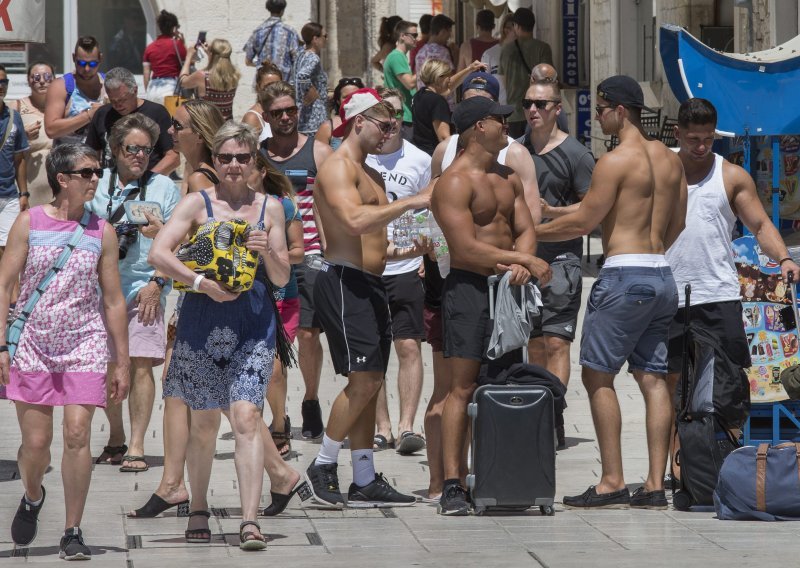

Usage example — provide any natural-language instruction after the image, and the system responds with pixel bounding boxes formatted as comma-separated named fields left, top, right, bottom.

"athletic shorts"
left=296, top=256, right=323, bottom=330
left=666, top=300, right=752, bottom=374
left=382, top=270, right=425, bottom=340
left=0, top=196, right=20, bottom=246
left=277, top=297, right=301, bottom=344
left=530, top=253, right=583, bottom=341
left=442, top=268, right=493, bottom=361
left=424, top=306, right=443, bottom=352
left=580, top=265, right=678, bottom=374
left=107, top=298, right=167, bottom=365
left=314, top=262, right=392, bottom=376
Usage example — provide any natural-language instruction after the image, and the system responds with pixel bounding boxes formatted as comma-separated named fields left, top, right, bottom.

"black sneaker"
left=301, top=399, right=324, bottom=439
left=59, top=527, right=91, bottom=561
left=11, top=486, right=46, bottom=546
left=556, top=425, right=566, bottom=450
left=347, top=473, right=416, bottom=508
left=437, top=483, right=470, bottom=516
left=630, top=486, right=668, bottom=510
left=563, top=486, right=630, bottom=509
left=305, top=459, right=345, bottom=509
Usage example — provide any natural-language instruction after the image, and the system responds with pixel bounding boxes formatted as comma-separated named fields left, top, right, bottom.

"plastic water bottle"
left=409, top=209, right=430, bottom=243
left=393, top=211, right=412, bottom=249
left=427, top=215, right=450, bottom=277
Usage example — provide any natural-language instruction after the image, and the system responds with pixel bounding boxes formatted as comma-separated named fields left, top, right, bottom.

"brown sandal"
left=270, top=416, right=291, bottom=460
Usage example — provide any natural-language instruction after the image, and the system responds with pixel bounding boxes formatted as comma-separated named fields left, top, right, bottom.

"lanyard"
left=106, top=169, right=147, bottom=222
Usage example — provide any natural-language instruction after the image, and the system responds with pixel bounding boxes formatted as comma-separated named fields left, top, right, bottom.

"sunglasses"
left=269, top=106, right=298, bottom=119
left=405, top=32, right=419, bottom=38
left=363, top=115, right=393, bottom=135
left=482, top=115, right=507, bottom=126
left=0, top=79, right=8, bottom=87
left=76, top=60, right=100, bottom=69
left=171, top=118, right=187, bottom=131
left=522, top=99, right=560, bottom=110
left=394, top=110, right=404, bottom=120
left=215, top=153, right=254, bottom=165
left=124, top=144, right=154, bottom=156
left=31, top=73, right=53, bottom=83
left=338, top=77, right=363, bottom=87
left=62, top=167, right=104, bottom=179
left=595, top=104, right=615, bottom=114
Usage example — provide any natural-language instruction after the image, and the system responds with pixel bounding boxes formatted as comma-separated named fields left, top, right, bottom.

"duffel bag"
left=714, top=442, right=800, bottom=520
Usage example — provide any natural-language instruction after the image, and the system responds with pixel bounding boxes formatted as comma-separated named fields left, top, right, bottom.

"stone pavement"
left=0, top=241, right=797, bottom=567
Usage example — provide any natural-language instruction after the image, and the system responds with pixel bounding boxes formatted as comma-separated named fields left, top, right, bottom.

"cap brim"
left=493, top=103, right=515, bottom=117
left=331, top=120, right=347, bottom=138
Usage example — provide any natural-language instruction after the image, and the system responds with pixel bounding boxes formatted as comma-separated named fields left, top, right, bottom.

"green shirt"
left=499, top=37, right=553, bottom=122
left=383, top=48, right=416, bottom=123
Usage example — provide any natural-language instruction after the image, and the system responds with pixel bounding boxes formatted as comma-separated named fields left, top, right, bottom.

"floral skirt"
left=162, top=277, right=276, bottom=410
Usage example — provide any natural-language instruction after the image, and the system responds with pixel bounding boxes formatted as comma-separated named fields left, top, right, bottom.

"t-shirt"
left=365, top=140, right=432, bottom=275
left=409, top=39, right=427, bottom=73
left=0, top=105, right=29, bottom=197
left=383, top=48, right=416, bottom=123
left=85, top=100, right=174, bottom=171
left=522, top=134, right=595, bottom=263
left=500, top=38, right=553, bottom=122
left=480, top=43, right=507, bottom=104
left=142, top=35, right=187, bottom=78
left=411, top=88, right=450, bottom=156
left=87, top=168, right=180, bottom=304
left=274, top=195, right=302, bottom=300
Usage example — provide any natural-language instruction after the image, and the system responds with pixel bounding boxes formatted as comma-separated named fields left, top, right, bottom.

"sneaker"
left=563, top=485, right=630, bottom=509
left=305, top=459, right=345, bottom=509
left=347, top=473, right=416, bottom=508
left=11, top=486, right=46, bottom=546
left=59, top=527, right=91, bottom=561
left=301, top=399, right=324, bottom=439
left=437, top=482, right=470, bottom=516
left=556, top=425, right=566, bottom=450
left=630, top=486, right=668, bottom=510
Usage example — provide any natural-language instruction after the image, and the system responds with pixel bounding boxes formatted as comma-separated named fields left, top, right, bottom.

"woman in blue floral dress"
left=293, top=22, right=328, bottom=135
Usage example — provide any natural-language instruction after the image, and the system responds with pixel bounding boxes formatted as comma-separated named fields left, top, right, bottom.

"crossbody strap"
left=514, top=40, right=532, bottom=75
left=0, top=108, right=16, bottom=150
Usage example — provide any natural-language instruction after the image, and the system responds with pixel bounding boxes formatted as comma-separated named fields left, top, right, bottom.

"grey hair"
left=108, top=113, right=160, bottom=153
left=211, top=120, right=258, bottom=155
left=46, top=143, right=100, bottom=195
left=104, top=66, right=138, bottom=92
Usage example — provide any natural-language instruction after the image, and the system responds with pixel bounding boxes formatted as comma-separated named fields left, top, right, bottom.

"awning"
left=0, top=0, right=45, bottom=43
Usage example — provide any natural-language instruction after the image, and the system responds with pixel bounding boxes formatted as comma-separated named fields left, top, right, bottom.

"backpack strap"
left=756, top=443, right=769, bottom=513
left=64, top=73, right=75, bottom=103
left=0, top=108, right=16, bottom=150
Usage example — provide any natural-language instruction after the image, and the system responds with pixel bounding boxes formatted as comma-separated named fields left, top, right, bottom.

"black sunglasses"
left=76, top=60, right=100, bottom=69
left=337, top=77, right=363, bottom=88
left=269, top=106, right=298, bottom=119
left=0, top=79, right=9, bottom=87
left=522, top=99, right=560, bottom=110
left=363, top=115, right=393, bottom=135
left=405, top=32, right=419, bottom=39
left=171, top=118, right=187, bottom=131
left=215, top=153, right=254, bottom=165
left=62, top=167, right=104, bottom=179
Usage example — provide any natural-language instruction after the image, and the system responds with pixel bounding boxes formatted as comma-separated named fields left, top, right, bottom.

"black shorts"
left=530, top=254, right=583, bottom=341
left=442, top=268, right=492, bottom=361
left=314, top=262, right=392, bottom=376
left=382, top=270, right=425, bottom=340
left=666, top=300, right=752, bottom=374
left=296, top=258, right=322, bottom=329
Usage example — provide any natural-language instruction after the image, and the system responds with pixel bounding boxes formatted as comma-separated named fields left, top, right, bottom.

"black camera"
left=115, top=223, right=139, bottom=260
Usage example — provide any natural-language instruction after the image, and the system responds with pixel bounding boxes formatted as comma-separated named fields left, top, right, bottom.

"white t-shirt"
left=366, top=140, right=432, bottom=276
left=481, top=44, right=507, bottom=104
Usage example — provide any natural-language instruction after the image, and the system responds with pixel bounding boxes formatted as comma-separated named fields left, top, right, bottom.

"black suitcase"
left=465, top=274, right=556, bottom=516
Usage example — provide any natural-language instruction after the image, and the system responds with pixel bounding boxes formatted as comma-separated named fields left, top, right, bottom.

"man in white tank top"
left=665, top=98, right=800, bottom=407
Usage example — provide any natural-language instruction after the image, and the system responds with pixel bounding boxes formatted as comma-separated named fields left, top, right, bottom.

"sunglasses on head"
left=215, top=153, right=254, bottom=165
left=269, top=106, right=298, bottom=119
left=62, top=167, right=104, bottom=179
left=124, top=144, right=154, bottom=156
left=76, top=60, right=100, bottom=69
left=171, top=118, right=187, bottom=131
left=338, top=77, right=363, bottom=87
left=31, top=72, right=53, bottom=83
left=522, top=99, right=560, bottom=110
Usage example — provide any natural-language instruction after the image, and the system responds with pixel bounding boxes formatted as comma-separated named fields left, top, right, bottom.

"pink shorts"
left=277, top=297, right=301, bottom=343
left=6, top=370, right=107, bottom=408
left=107, top=299, right=167, bottom=365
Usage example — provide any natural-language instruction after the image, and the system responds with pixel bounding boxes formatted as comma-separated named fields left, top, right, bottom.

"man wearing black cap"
left=536, top=75, right=687, bottom=510
left=432, top=96, right=551, bottom=515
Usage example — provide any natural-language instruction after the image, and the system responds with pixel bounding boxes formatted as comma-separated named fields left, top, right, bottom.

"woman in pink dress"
left=0, top=143, right=130, bottom=560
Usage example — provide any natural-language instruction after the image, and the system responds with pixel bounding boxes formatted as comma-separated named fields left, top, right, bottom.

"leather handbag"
left=163, top=76, right=188, bottom=117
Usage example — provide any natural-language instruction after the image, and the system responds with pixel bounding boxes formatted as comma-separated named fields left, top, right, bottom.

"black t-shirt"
left=85, top=100, right=174, bottom=170
left=412, top=87, right=451, bottom=156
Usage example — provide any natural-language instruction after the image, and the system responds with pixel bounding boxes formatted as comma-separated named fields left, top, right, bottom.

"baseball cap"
left=452, top=96, right=514, bottom=134
left=332, top=87, right=383, bottom=137
left=596, top=75, right=655, bottom=113
left=461, top=72, right=500, bottom=101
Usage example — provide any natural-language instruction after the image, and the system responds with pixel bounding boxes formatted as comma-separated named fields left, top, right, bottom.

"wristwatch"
left=18, top=192, right=30, bottom=198
left=149, top=276, right=167, bottom=288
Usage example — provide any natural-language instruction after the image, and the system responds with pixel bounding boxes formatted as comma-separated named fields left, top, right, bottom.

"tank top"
left=261, top=135, right=321, bottom=254
left=202, top=72, right=236, bottom=121
left=244, top=109, right=271, bottom=143
left=666, top=152, right=740, bottom=308
left=441, top=134, right=513, bottom=170
left=469, top=38, right=499, bottom=63
left=55, top=73, right=104, bottom=146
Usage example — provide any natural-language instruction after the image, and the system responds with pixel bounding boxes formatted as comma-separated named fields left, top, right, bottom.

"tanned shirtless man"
left=536, top=75, right=687, bottom=510
left=433, top=95, right=552, bottom=515
left=306, top=88, right=429, bottom=508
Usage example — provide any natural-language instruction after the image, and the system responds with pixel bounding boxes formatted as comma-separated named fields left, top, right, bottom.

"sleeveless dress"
left=5, top=206, right=109, bottom=407
left=16, top=98, right=53, bottom=206
left=202, top=72, right=236, bottom=121
left=162, top=191, right=277, bottom=410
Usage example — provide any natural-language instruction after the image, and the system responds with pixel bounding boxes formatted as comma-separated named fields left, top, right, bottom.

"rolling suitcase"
left=466, top=274, right=557, bottom=516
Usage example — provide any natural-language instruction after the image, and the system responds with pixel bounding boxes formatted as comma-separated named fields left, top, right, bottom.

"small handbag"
left=163, top=75, right=188, bottom=117
left=174, top=218, right=259, bottom=293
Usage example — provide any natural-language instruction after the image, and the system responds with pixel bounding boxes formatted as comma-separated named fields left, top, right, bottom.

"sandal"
left=95, top=444, right=128, bottom=465
left=262, top=479, right=312, bottom=516
left=184, top=510, right=211, bottom=543
left=119, top=455, right=149, bottom=473
left=373, top=434, right=395, bottom=451
left=127, top=493, right=190, bottom=518
left=396, top=431, right=426, bottom=455
left=271, top=416, right=292, bottom=460
left=239, top=520, right=267, bottom=550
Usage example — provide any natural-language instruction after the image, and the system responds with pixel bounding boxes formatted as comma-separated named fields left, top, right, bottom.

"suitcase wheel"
left=539, top=505, right=555, bottom=516
left=672, top=490, right=693, bottom=511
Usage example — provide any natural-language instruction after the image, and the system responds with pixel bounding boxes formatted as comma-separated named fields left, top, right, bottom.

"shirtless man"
left=536, top=75, right=687, bottom=510
left=434, top=96, right=552, bottom=515
left=306, top=88, right=429, bottom=508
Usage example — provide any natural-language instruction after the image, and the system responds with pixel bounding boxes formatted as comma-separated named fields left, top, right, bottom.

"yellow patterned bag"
left=174, top=218, right=259, bottom=293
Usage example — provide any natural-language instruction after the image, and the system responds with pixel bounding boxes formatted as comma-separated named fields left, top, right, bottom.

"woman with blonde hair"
left=180, top=38, right=240, bottom=120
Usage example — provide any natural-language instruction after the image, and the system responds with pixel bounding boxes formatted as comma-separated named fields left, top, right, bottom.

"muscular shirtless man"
left=536, top=75, right=687, bottom=510
left=306, top=88, right=429, bottom=508
left=433, top=96, right=551, bottom=515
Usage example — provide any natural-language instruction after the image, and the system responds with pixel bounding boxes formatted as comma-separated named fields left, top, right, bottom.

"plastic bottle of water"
left=426, top=214, right=450, bottom=277
left=393, top=211, right=412, bottom=249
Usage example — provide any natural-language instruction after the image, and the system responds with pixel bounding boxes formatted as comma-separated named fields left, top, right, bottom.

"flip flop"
left=119, top=455, right=149, bottom=473
left=396, top=431, right=426, bottom=455
left=95, top=444, right=128, bottom=465
left=373, top=434, right=395, bottom=451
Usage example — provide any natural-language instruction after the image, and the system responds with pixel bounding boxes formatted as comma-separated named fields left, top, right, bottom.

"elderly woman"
left=0, top=144, right=130, bottom=559
left=149, top=122, right=289, bottom=550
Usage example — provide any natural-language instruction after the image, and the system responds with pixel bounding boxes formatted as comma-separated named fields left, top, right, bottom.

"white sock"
left=25, top=493, right=43, bottom=507
left=352, top=449, right=375, bottom=487
left=315, top=434, right=343, bottom=465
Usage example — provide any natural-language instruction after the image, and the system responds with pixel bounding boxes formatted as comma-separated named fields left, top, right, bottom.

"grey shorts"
left=580, top=265, right=678, bottom=375
left=530, top=254, right=582, bottom=341
left=295, top=256, right=323, bottom=330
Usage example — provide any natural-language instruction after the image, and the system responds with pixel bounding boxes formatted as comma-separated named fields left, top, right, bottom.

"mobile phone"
left=197, top=31, right=207, bottom=45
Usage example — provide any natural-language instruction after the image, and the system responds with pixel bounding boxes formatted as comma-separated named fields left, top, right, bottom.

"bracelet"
left=779, top=257, right=793, bottom=265
left=18, top=192, right=29, bottom=198
left=0, top=345, right=8, bottom=353
left=192, top=274, right=205, bottom=292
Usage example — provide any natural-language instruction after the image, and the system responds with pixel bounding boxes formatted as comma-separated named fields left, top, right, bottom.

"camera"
left=115, top=223, right=139, bottom=260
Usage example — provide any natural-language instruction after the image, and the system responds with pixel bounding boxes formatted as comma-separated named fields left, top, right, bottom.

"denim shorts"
left=580, top=265, right=678, bottom=374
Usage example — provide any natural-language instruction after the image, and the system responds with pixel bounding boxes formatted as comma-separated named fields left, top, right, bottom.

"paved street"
left=0, top=240, right=796, bottom=567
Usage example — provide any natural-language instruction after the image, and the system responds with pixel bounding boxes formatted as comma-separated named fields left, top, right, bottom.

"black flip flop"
left=95, top=444, right=128, bottom=465
left=396, top=432, right=426, bottom=455
left=373, top=434, right=395, bottom=451
left=119, top=455, right=149, bottom=473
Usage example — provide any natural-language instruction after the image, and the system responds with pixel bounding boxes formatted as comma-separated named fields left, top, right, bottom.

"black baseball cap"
left=596, top=75, right=655, bottom=113
left=461, top=72, right=500, bottom=101
left=452, top=96, right=514, bottom=134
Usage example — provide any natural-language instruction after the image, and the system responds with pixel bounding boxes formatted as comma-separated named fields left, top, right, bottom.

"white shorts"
left=144, top=78, right=178, bottom=106
left=0, top=196, right=20, bottom=246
